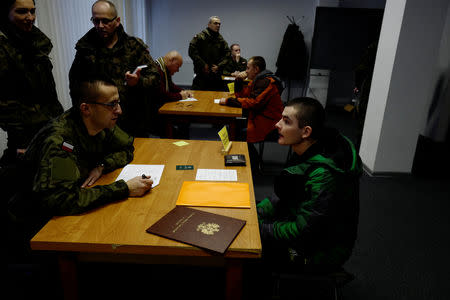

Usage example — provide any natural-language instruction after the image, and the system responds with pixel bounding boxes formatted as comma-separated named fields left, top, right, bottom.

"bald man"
left=69, top=0, right=160, bottom=137
left=155, top=50, right=193, bottom=102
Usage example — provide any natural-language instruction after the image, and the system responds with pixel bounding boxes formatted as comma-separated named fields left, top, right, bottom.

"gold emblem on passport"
left=197, top=222, right=220, bottom=235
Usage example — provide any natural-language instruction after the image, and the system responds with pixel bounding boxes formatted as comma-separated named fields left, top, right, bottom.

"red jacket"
left=156, top=57, right=182, bottom=102
left=233, top=73, right=283, bottom=143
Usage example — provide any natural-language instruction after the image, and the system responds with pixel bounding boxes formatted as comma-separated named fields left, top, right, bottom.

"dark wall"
left=310, top=7, right=384, bottom=106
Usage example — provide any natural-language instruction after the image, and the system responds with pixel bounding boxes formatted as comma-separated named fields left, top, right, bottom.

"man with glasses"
left=8, top=77, right=153, bottom=259
left=69, top=0, right=160, bottom=137
left=189, top=16, right=230, bottom=91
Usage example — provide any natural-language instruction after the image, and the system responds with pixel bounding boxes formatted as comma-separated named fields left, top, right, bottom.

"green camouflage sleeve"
left=32, top=133, right=131, bottom=216
left=0, top=44, right=28, bottom=142
left=102, top=125, right=134, bottom=173
left=217, top=39, right=231, bottom=70
left=133, top=38, right=160, bottom=90
left=188, top=34, right=207, bottom=70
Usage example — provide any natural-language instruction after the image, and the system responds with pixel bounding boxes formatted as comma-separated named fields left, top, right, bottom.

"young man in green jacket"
left=257, top=97, right=362, bottom=268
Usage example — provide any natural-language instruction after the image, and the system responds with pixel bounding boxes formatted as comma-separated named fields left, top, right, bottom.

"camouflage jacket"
left=69, top=25, right=160, bottom=136
left=189, top=28, right=230, bottom=75
left=0, top=24, right=63, bottom=150
left=223, top=56, right=248, bottom=75
left=23, top=108, right=134, bottom=216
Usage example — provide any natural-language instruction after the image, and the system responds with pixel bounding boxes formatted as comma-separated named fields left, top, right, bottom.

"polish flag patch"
left=62, top=142, right=74, bottom=153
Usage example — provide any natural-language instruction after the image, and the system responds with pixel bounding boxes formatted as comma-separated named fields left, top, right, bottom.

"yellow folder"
left=176, top=181, right=250, bottom=208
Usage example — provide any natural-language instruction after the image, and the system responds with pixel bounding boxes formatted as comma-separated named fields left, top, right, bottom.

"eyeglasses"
left=87, top=100, right=121, bottom=109
left=90, top=16, right=117, bottom=25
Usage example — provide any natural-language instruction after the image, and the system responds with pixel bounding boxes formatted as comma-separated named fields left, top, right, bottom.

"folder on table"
left=146, top=206, right=246, bottom=254
left=175, top=181, right=250, bottom=208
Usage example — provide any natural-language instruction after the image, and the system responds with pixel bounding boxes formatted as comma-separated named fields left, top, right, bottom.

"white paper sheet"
left=195, top=169, right=237, bottom=181
left=178, top=98, right=198, bottom=102
left=214, top=99, right=221, bottom=104
left=116, top=164, right=165, bottom=187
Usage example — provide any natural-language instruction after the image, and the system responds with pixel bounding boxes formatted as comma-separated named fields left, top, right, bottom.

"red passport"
left=146, top=206, right=246, bottom=254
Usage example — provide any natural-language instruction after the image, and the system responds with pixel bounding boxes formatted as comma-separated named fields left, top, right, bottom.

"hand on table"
left=180, top=90, right=193, bottom=99
left=81, top=165, right=104, bottom=188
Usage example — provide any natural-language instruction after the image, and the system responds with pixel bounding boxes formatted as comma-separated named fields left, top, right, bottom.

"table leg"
left=229, top=121, right=237, bottom=141
left=165, top=119, right=174, bottom=138
left=225, top=259, right=243, bottom=300
left=58, top=254, right=79, bottom=300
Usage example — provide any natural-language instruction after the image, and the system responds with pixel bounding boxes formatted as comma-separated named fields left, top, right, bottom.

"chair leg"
left=286, top=146, right=292, bottom=163
left=258, top=142, right=265, bottom=172
left=259, top=142, right=265, bottom=161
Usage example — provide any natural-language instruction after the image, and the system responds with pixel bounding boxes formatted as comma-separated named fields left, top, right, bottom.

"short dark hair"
left=71, top=77, right=117, bottom=108
left=285, top=97, right=325, bottom=139
left=249, top=56, right=266, bottom=72
left=230, top=44, right=240, bottom=50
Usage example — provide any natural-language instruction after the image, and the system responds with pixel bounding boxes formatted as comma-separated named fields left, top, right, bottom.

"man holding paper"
left=8, top=78, right=153, bottom=258
left=69, top=0, right=160, bottom=137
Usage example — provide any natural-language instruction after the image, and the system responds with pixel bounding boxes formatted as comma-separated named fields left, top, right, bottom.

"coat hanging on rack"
left=275, top=16, right=308, bottom=81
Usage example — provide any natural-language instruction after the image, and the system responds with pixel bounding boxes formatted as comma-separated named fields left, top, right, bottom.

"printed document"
left=116, top=164, right=165, bottom=187
left=195, top=169, right=237, bottom=181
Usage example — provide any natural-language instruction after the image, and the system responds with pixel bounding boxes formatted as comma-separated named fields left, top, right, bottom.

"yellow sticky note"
left=173, top=141, right=189, bottom=147
left=218, top=126, right=230, bottom=151
left=227, top=82, right=235, bottom=95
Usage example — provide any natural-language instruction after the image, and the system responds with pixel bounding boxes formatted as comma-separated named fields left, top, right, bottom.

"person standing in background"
left=69, top=0, right=160, bottom=137
left=0, top=0, right=63, bottom=166
left=189, top=16, right=230, bottom=91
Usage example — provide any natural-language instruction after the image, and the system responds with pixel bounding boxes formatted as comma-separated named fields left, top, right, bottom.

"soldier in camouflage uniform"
left=0, top=0, right=64, bottom=166
left=189, top=16, right=230, bottom=91
left=223, top=43, right=248, bottom=76
left=8, top=78, right=153, bottom=259
left=69, top=0, right=160, bottom=137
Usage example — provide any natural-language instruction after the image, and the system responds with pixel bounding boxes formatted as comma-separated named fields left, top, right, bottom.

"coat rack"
left=286, top=15, right=305, bottom=26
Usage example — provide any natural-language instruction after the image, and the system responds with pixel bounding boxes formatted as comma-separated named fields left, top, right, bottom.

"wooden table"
left=158, top=90, right=242, bottom=140
left=31, top=138, right=261, bottom=300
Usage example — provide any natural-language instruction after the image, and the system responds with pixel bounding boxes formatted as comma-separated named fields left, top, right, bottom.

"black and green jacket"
left=257, top=127, right=362, bottom=266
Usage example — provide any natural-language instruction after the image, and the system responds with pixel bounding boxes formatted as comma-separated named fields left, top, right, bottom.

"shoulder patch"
left=62, top=141, right=74, bottom=152
left=50, top=157, right=80, bottom=181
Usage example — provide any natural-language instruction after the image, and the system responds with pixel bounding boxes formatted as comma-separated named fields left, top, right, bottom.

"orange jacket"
left=235, top=76, right=283, bottom=143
